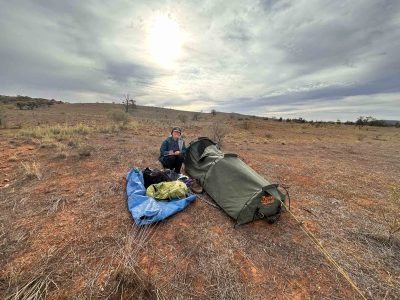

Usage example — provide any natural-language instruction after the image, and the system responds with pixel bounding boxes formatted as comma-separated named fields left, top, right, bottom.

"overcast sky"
left=1, top=0, right=399, bottom=121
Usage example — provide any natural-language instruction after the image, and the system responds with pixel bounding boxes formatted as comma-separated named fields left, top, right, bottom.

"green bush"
left=108, top=110, right=129, bottom=125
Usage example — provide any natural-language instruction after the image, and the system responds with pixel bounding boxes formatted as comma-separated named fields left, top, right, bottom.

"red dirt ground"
left=1, top=103, right=399, bottom=299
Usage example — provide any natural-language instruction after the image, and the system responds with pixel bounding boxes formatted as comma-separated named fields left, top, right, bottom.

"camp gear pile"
left=184, top=137, right=286, bottom=225
left=126, top=168, right=196, bottom=225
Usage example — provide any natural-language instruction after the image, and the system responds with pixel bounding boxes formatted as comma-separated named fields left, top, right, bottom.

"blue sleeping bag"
left=126, top=168, right=197, bottom=225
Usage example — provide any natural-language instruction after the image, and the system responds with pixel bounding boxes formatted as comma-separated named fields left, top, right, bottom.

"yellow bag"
left=146, top=180, right=188, bottom=200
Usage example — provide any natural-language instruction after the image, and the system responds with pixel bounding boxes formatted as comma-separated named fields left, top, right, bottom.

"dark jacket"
left=159, top=136, right=187, bottom=162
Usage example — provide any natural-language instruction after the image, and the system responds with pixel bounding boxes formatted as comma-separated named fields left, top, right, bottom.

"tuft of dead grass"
left=21, top=161, right=42, bottom=180
left=4, top=273, right=58, bottom=300
left=47, top=195, right=67, bottom=215
left=95, top=225, right=164, bottom=300
left=8, top=155, right=18, bottom=162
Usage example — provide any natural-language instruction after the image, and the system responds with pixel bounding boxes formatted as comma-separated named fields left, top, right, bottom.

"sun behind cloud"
left=148, top=14, right=183, bottom=67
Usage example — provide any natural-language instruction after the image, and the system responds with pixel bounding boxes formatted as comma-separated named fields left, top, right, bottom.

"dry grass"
left=17, top=123, right=91, bottom=139
left=46, top=195, right=67, bottom=215
left=8, top=155, right=18, bottom=162
left=238, top=120, right=251, bottom=130
left=21, top=161, right=42, bottom=180
left=4, top=273, right=57, bottom=300
left=16, top=121, right=138, bottom=141
left=108, top=109, right=130, bottom=125
left=88, top=225, right=164, bottom=300
left=386, top=186, right=400, bottom=243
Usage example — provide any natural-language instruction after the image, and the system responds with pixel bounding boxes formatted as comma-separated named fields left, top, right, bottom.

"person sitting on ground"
left=159, top=127, right=187, bottom=173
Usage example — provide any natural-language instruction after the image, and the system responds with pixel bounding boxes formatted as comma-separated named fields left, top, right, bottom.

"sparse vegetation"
left=192, top=112, right=200, bottom=121
left=357, top=133, right=366, bottom=141
left=78, top=144, right=92, bottom=157
left=4, top=272, right=57, bottom=300
left=108, top=109, right=129, bottom=125
left=265, top=133, right=272, bottom=139
left=239, top=120, right=251, bottom=130
left=385, top=187, right=400, bottom=243
left=1, top=101, right=399, bottom=299
left=208, top=122, right=228, bottom=147
left=47, top=195, right=67, bottom=214
left=0, top=104, right=11, bottom=129
left=40, top=137, right=58, bottom=149
left=21, top=161, right=42, bottom=180
left=102, top=226, right=162, bottom=299
left=177, top=114, right=188, bottom=124
left=17, top=123, right=91, bottom=139
left=55, top=152, right=67, bottom=160
left=8, top=155, right=18, bottom=162
left=107, top=109, right=138, bottom=131
left=16, top=120, right=138, bottom=141
left=0, top=113, right=6, bottom=129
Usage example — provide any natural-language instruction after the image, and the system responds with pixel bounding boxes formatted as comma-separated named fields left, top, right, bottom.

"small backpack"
left=143, top=167, right=171, bottom=188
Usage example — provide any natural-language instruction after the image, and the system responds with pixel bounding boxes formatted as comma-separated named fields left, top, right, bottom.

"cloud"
left=0, top=0, right=399, bottom=120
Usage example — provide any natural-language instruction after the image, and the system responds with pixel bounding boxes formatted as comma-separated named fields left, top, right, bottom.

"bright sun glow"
left=148, top=15, right=183, bottom=67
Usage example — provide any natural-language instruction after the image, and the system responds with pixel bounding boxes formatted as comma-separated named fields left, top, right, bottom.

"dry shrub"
left=239, top=120, right=251, bottom=130
left=108, top=109, right=129, bottom=125
left=207, top=122, right=228, bottom=148
left=106, top=110, right=138, bottom=132
left=78, top=145, right=92, bottom=157
left=21, top=161, right=42, bottom=180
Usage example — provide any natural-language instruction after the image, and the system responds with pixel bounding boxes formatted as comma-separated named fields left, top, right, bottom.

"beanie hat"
left=171, top=127, right=182, bottom=134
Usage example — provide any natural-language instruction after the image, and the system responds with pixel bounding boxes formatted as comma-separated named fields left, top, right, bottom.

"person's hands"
left=168, top=150, right=174, bottom=155
left=174, top=151, right=180, bottom=155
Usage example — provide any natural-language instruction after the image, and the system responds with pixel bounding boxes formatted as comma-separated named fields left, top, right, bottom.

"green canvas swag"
left=184, top=137, right=286, bottom=225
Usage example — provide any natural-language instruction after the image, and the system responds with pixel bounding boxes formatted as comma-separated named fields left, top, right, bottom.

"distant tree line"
left=354, top=116, right=399, bottom=127
left=208, top=109, right=398, bottom=128
left=0, top=95, right=63, bottom=110
left=266, top=115, right=399, bottom=127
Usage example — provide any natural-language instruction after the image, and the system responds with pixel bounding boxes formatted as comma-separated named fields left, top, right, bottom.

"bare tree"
left=122, top=94, right=136, bottom=112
